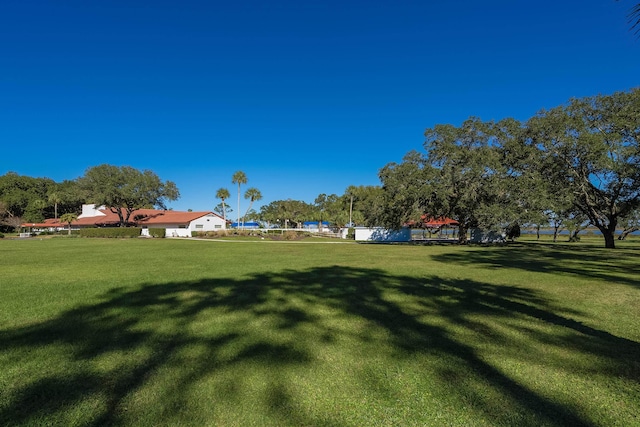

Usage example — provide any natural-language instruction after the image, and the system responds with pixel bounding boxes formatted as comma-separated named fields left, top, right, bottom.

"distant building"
left=303, top=221, right=330, bottom=232
left=22, top=204, right=226, bottom=237
left=230, top=221, right=261, bottom=229
left=354, top=227, right=411, bottom=242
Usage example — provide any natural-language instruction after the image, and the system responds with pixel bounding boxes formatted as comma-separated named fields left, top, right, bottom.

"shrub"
left=269, top=231, right=311, bottom=241
left=79, top=227, right=141, bottom=238
left=282, top=231, right=299, bottom=240
left=0, top=233, right=4, bottom=238
left=192, top=230, right=224, bottom=238
left=149, top=228, right=166, bottom=238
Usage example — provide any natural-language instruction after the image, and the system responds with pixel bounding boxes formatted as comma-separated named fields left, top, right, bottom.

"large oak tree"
left=80, top=164, right=179, bottom=227
left=379, top=118, right=515, bottom=243
left=525, top=89, right=640, bottom=248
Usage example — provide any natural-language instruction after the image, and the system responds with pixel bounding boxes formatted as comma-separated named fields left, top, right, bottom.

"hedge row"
left=148, top=228, right=166, bottom=238
left=191, top=229, right=314, bottom=241
left=192, top=230, right=228, bottom=238
left=79, top=228, right=142, bottom=238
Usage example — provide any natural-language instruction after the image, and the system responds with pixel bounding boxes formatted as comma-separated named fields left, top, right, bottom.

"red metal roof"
left=22, top=208, right=221, bottom=228
left=405, top=215, right=459, bottom=228
left=22, top=218, right=64, bottom=228
left=135, top=211, right=216, bottom=225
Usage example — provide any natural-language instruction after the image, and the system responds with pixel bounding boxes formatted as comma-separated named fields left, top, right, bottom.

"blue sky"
left=1, top=1, right=639, bottom=214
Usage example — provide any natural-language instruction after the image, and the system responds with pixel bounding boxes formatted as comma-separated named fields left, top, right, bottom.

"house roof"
left=22, top=207, right=222, bottom=228
left=22, top=218, right=63, bottom=228
left=136, top=210, right=217, bottom=225
left=405, top=216, right=459, bottom=229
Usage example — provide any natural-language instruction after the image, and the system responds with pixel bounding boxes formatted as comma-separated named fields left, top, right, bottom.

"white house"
left=74, top=204, right=226, bottom=237
left=138, top=211, right=226, bottom=237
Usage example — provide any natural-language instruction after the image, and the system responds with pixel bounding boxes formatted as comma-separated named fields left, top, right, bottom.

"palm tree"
left=215, top=187, right=231, bottom=222
left=59, top=213, right=78, bottom=236
left=243, top=187, right=262, bottom=225
left=231, top=171, right=247, bottom=228
left=48, top=191, right=63, bottom=219
left=619, top=1, right=640, bottom=35
left=631, top=3, right=640, bottom=35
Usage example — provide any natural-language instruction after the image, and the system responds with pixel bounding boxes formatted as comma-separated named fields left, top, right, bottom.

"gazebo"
left=407, top=215, right=459, bottom=240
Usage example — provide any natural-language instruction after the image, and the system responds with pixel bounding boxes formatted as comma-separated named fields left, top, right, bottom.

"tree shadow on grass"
left=1, top=266, right=638, bottom=426
left=432, top=242, right=640, bottom=289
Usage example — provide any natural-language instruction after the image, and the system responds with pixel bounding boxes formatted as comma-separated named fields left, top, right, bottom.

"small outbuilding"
left=354, top=227, right=411, bottom=242
left=230, top=221, right=261, bottom=229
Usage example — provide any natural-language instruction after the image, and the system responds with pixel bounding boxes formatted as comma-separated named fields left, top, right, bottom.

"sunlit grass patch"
left=1, top=238, right=639, bottom=426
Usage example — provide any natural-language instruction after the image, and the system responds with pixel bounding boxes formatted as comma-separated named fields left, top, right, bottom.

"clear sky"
left=1, top=1, right=639, bottom=214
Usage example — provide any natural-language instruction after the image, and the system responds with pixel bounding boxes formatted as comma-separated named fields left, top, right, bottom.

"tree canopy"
left=0, top=172, right=56, bottom=226
left=523, top=89, right=640, bottom=248
left=215, top=187, right=231, bottom=221
left=79, top=164, right=179, bottom=226
left=378, top=88, right=640, bottom=248
left=59, top=212, right=78, bottom=235
left=243, top=187, right=262, bottom=223
left=259, top=199, right=315, bottom=228
left=378, top=119, right=516, bottom=243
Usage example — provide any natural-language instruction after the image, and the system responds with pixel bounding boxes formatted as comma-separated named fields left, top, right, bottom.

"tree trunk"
left=244, top=201, right=254, bottom=225
left=596, top=220, right=617, bottom=249
left=618, top=227, right=638, bottom=240
left=568, top=229, right=581, bottom=242
left=124, top=207, right=134, bottom=226
left=111, top=208, right=126, bottom=227
left=458, top=224, right=468, bottom=244
left=536, top=224, right=540, bottom=240
left=237, top=184, right=241, bottom=229
left=602, top=229, right=616, bottom=249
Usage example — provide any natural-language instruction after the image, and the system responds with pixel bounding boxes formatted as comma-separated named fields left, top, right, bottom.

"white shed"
left=354, top=227, right=411, bottom=242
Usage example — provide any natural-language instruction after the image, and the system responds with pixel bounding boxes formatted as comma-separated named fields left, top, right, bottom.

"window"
left=214, top=225, right=222, bottom=229
left=195, top=224, right=204, bottom=229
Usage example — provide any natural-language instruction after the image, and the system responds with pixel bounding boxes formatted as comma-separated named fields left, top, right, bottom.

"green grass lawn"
left=1, top=237, right=639, bottom=426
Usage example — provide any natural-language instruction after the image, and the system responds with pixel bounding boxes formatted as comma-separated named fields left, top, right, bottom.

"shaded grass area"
left=0, top=239, right=639, bottom=426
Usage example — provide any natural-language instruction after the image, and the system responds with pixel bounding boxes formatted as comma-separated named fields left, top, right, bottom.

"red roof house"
left=22, top=204, right=227, bottom=237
